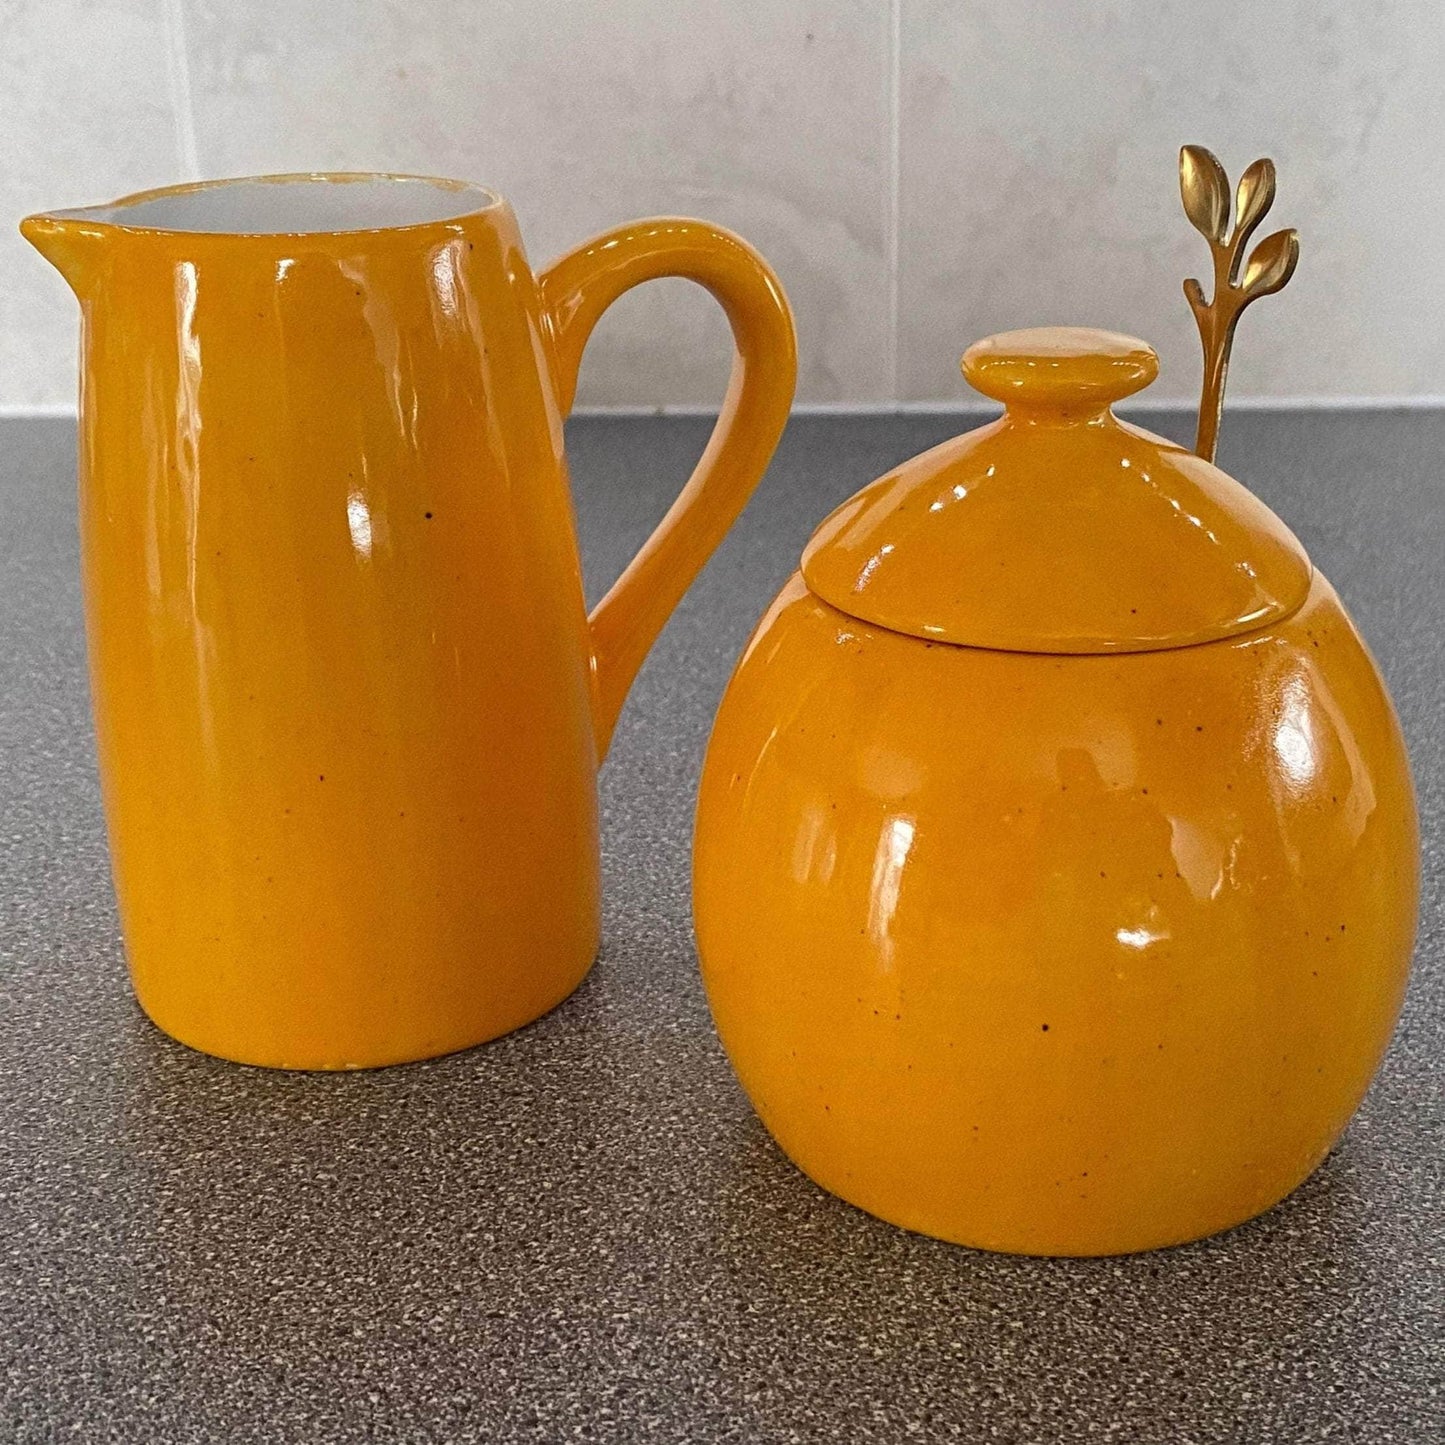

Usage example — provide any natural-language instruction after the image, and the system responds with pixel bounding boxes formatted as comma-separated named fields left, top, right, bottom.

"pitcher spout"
left=20, top=210, right=109, bottom=296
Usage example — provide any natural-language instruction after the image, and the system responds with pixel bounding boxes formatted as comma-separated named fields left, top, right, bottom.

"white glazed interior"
left=50, top=175, right=500, bottom=235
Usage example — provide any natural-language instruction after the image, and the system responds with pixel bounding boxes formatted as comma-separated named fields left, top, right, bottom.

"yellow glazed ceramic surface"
left=694, top=330, right=1418, bottom=1256
left=23, top=174, right=796, bottom=1069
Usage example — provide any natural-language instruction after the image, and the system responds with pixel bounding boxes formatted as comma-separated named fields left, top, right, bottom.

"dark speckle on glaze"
left=0, top=412, right=1441, bottom=1443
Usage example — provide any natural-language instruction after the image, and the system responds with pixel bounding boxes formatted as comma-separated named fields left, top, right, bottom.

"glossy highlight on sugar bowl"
left=23, top=173, right=797, bottom=1069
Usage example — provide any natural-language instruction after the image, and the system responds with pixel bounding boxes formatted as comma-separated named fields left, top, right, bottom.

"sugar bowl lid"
left=800, top=327, right=1313, bottom=654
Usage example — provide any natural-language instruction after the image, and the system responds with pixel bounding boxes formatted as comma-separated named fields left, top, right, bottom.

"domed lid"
left=800, top=327, right=1313, bottom=654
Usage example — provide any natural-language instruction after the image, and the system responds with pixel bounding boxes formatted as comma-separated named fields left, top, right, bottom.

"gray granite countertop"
left=2, top=411, right=1441, bottom=1443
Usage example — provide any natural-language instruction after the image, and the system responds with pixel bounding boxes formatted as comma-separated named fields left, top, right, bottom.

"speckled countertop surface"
left=2, top=412, right=1441, bottom=1443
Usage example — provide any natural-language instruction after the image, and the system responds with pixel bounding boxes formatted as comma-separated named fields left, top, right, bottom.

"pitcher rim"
left=31, top=172, right=507, bottom=240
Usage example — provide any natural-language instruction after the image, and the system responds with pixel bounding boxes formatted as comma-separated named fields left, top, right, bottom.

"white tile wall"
left=1, top=0, right=185, bottom=409
left=899, top=0, right=1445, bottom=405
left=5, top=0, right=1444, bottom=411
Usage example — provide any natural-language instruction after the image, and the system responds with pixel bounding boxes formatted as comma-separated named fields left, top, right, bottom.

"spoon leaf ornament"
left=1231, top=158, right=1277, bottom=260
left=1242, top=227, right=1302, bottom=298
left=1180, top=144, right=1230, bottom=244
left=1180, top=145, right=1300, bottom=462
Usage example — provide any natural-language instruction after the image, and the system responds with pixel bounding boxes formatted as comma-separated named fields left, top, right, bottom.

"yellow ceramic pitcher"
left=23, top=174, right=796, bottom=1069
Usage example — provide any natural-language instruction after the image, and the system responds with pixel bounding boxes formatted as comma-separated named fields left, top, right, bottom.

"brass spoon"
left=1180, top=145, right=1300, bottom=462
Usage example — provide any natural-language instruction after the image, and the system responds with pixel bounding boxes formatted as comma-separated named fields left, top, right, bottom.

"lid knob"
left=962, top=327, right=1159, bottom=411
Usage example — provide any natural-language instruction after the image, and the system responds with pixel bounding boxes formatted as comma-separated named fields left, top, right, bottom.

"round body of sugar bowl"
left=693, top=328, right=1419, bottom=1256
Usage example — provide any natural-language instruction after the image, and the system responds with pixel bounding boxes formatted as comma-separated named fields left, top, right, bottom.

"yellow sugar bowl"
left=692, top=326, right=1419, bottom=1255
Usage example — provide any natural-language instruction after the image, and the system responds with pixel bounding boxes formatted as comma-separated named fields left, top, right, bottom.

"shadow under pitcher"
left=23, top=174, right=797, bottom=1069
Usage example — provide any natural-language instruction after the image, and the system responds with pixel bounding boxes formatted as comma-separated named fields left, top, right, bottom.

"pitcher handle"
left=539, top=219, right=797, bottom=761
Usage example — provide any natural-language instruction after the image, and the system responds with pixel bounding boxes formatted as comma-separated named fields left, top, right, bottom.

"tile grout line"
left=886, top=0, right=902, bottom=405
left=163, top=0, right=202, bottom=179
